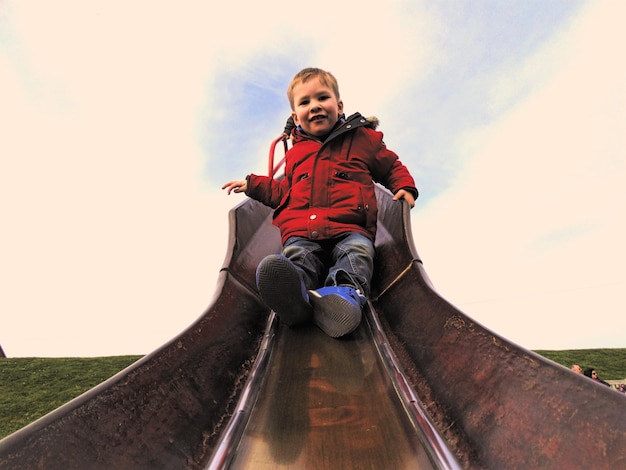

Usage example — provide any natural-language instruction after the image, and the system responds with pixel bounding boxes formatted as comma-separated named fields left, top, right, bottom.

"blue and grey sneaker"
left=308, top=286, right=366, bottom=338
left=256, top=254, right=313, bottom=326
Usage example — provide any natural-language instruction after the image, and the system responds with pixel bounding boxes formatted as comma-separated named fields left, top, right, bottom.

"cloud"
left=413, top=0, right=626, bottom=349
left=0, top=1, right=227, bottom=356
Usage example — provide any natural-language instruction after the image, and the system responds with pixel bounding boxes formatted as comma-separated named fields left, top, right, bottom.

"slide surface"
left=0, top=187, right=624, bottom=469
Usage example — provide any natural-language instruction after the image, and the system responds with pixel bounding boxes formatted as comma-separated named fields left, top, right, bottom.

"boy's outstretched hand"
left=392, top=189, right=415, bottom=208
left=222, top=179, right=247, bottom=195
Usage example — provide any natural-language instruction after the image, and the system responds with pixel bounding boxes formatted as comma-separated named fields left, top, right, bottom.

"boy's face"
left=291, top=77, right=343, bottom=137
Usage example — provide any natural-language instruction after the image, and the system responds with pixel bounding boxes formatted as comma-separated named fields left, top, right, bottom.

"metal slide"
left=1, top=186, right=625, bottom=469
left=209, top=292, right=459, bottom=469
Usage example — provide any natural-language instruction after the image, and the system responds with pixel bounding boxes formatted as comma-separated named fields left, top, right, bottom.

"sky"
left=1, top=0, right=624, bottom=357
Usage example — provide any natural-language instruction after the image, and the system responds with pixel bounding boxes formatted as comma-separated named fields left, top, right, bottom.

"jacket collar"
left=292, top=112, right=372, bottom=145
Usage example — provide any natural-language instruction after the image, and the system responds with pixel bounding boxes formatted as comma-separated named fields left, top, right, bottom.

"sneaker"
left=308, top=286, right=366, bottom=338
left=256, top=254, right=312, bottom=326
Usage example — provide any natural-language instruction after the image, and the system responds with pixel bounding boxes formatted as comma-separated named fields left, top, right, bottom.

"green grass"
left=0, top=356, right=142, bottom=439
left=0, top=349, right=624, bottom=440
left=534, top=348, right=626, bottom=380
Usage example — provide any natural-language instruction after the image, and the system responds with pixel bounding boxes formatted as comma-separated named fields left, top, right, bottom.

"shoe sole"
left=257, top=255, right=312, bottom=326
left=309, top=292, right=362, bottom=338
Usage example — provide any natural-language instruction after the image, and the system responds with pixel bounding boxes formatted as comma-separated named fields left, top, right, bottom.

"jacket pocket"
left=359, top=185, right=377, bottom=230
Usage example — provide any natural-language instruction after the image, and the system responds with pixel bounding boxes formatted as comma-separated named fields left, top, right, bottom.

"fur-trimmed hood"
left=364, top=115, right=379, bottom=130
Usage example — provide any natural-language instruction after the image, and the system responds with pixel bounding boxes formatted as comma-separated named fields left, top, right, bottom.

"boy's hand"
left=222, top=179, right=247, bottom=195
left=392, top=189, right=415, bottom=208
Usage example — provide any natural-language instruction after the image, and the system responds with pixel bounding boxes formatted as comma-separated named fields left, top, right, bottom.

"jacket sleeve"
left=245, top=173, right=289, bottom=209
left=366, top=129, right=418, bottom=199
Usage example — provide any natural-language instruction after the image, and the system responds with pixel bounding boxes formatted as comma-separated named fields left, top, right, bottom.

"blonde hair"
left=287, top=67, right=340, bottom=110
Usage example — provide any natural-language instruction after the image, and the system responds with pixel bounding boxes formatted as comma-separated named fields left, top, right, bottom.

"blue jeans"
left=282, top=233, right=375, bottom=296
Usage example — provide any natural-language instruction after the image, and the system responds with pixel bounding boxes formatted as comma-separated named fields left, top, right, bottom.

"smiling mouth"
left=310, top=115, right=325, bottom=122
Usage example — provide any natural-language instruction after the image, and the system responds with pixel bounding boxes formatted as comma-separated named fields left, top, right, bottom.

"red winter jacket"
left=246, top=113, right=417, bottom=244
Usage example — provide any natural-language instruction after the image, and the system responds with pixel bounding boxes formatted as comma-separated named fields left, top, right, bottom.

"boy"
left=223, top=67, right=417, bottom=338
